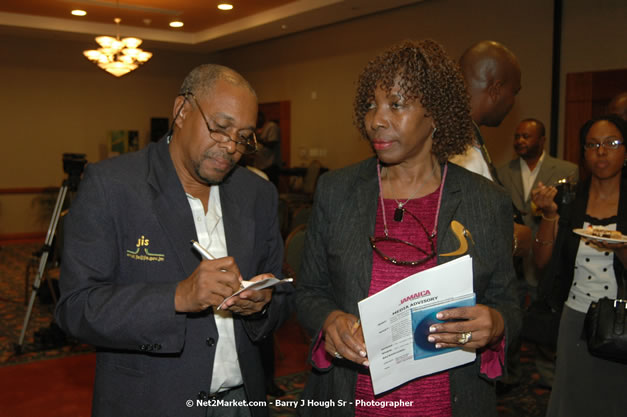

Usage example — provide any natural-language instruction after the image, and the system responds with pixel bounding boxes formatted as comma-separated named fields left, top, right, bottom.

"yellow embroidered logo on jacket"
left=126, top=235, right=165, bottom=262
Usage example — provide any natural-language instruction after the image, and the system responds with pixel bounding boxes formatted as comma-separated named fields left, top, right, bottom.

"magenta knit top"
left=354, top=188, right=453, bottom=417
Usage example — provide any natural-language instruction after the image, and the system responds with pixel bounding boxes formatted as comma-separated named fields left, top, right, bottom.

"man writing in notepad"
left=55, top=64, right=292, bottom=417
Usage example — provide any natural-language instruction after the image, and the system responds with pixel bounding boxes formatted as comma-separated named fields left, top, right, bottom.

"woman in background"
left=295, top=40, right=520, bottom=417
left=532, top=114, right=627, bottom=417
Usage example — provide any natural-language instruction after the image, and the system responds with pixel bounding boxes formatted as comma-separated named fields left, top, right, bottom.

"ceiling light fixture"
left=83, top=17, right=152, bottom=77
left=71, top=10, right=87, bottom=16
left=217, top=4, right=234, bottom=11
left=169, top=21, right=184, bottom=28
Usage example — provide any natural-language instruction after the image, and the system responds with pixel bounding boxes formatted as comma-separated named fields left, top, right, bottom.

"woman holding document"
left=295, top=40, right=521, bottom=417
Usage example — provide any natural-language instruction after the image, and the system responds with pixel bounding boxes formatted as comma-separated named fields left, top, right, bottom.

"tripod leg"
left=24, top=258, right=31, bottom=305
left=16, top=183, right=68, bottom=352
left=45, top=270, right=59, bottom=305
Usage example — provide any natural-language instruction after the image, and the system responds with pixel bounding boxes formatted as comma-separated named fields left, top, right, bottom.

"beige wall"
left=221, top=0, right=555, bottom=169
left=0, top=33, right=210, bottom=235
left=1, top=0, right=626, bottom=236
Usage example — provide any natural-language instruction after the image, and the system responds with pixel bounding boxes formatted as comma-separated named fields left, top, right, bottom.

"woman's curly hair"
left=353, top=39, right=473, bottom=163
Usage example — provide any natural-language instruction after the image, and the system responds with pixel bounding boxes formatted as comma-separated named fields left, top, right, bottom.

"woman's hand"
left=531, top=181, right=558, bottom=217
left=322, top=310, right=368, bottom=366
left=586, top=239, right=627, bottom=268
left=426, top=304, right=504, bottom=350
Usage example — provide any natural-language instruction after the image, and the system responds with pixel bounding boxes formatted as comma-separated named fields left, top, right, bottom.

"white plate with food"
left=573, top=227, right=627, bottom=244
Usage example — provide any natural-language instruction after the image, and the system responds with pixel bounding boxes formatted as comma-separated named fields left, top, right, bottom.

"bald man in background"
left=451, top=40, right=522, bottom=179
left=451, top=41, right=531, bottom=255
left=450, top=40, right=531, bottom=394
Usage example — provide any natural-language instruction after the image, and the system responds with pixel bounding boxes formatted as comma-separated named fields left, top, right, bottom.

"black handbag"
left=584, top=271, right=627, bottom=363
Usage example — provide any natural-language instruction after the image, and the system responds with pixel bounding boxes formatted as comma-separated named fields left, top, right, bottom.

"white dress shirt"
left=450, top=145, right=494, bottom=181
left=186, top=186, right=243, bottom=393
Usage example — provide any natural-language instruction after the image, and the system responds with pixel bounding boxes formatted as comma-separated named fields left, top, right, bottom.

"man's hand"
left=221, top=273, right=274, bottom=316
left=174, top=257, right=242, bottom=313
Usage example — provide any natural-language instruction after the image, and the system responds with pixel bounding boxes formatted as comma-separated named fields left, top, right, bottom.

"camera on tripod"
left=16, top=152, right=89, bottom=353
left=62, top=153, right=87, bottom=191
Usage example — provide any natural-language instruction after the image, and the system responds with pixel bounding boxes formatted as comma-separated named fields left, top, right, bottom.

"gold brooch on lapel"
left=441, top=220, right=474, bottom=257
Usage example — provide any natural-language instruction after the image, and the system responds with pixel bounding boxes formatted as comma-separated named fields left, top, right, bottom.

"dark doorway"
left=563, top=68, right=627, bottom=177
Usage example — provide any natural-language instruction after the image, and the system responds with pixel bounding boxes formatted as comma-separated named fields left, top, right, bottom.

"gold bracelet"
left=534, top=237, right=554, bottom=246
left=541, top=213, right=558, bottom=222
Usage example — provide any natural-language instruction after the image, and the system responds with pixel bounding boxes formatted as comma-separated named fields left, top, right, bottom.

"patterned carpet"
left=1, top=243, right=550, bottom=416
left=269, top=372, right=309, bottom=417
left=496, top=343, right=551, bottom=417
left=0, top=242, right=93, bottom=366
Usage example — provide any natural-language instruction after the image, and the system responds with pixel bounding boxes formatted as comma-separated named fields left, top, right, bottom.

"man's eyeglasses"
left=369, top=208, right=436, bottom=266
left=184, top=92, right=258, bottom=154
left=583, top=137, right=624, bottom=151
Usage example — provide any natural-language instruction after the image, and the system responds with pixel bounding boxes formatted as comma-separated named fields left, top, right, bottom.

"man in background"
left=451, top=40, right=521, bottom=180
left=451, top=39, right=531, bottom=256
left=497, top=118, right=578, bottom=305
left=451, top=40, right=531, bottom=392
left=452, top=39, right=531, bottom=256
left=56, top=64, right=292, bottom=417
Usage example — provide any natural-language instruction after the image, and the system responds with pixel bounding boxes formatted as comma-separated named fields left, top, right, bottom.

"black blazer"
left=55, top=138, right=292, bottom=417
left=542, top=176, right=627, bottom=312
left=295, top=158, right=521, bottom=417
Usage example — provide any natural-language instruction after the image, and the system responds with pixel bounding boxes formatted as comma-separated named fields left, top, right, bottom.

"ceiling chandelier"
left=83, top=17, right=152, bottom=77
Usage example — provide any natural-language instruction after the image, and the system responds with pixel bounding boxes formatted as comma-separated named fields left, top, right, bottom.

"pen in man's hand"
left=191, top=240, right=214, bottom=260
left=191, top=240, right=241, bottom=310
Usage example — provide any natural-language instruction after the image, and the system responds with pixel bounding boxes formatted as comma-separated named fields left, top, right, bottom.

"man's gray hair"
left=178, top=64, right=256, bottom=98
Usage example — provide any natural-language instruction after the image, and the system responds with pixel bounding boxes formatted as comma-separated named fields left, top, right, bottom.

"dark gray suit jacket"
left=295, top=158, right=521, bottom=417
left=55, top=138, right=292, bottom=417
left=496, top=155, right=578, bottom=234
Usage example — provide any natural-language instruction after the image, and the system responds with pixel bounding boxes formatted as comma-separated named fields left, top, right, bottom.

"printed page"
left=357, top=255, right=475, bottom=395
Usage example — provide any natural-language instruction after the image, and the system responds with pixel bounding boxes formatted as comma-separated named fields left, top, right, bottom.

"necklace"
left=385, top=162, right=437, bottom=222
left=376, top=161, right=447, bottom=239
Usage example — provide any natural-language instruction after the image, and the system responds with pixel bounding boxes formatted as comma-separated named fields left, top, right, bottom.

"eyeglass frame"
left=181, top=91, right=258, bottom=154
left=583, top=137, right=624, bottom=151
left=369, top=207, right=436, bottom=266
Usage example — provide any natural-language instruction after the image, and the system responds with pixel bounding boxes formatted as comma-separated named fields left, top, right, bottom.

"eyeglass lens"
left=584, top=137, right=623, bottom=150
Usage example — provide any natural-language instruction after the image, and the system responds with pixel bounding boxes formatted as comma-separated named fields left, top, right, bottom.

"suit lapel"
left=508, top=159, right=525, bottom=205
left=354, top=158, right=380, bottom=299
left=436, top=163, right=463, bottom=261
left=148, top=139, right=199, bottom=279
left=536, top=155, right=557, bottom=189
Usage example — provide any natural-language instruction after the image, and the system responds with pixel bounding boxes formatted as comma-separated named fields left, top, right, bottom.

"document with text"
left=357, top=255, right=475, bottom=395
